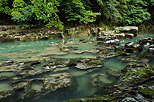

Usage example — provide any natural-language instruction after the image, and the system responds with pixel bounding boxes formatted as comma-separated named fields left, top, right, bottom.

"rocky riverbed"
left=0, top=26, right=154, bottom=102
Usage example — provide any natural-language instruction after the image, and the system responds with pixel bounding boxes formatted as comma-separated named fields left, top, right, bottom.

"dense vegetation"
left=0, top=0, right=154, bottom=29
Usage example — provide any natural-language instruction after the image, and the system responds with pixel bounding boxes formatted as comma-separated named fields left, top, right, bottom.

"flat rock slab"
left=115, top=26, right=138, bottom=35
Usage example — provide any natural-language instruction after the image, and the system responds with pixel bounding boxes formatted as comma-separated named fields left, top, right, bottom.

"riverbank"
left=0, top=24, right=154, bottom=43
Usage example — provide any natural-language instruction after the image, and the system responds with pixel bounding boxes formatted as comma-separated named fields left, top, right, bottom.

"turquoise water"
left=0, top=34, right=153, bottom=102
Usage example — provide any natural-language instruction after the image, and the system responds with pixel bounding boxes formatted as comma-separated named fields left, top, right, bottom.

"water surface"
left=0, top=34, right=153, bottom=102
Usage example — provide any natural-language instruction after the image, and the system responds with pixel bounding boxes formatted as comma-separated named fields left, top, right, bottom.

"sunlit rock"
left=115, top=26, right=138, bottom=36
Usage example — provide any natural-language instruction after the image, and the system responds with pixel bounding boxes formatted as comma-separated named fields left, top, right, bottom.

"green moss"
left=86, top=59, right=102, bottom=66
left=139, top=89, right=154, bottom=95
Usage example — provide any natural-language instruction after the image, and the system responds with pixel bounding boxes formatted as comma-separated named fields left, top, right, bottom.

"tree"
left=0, top=0, right=12, bottom=15
left=118, top=0, right=151, bottom=25
left=59, top=0, right=100, bottom=24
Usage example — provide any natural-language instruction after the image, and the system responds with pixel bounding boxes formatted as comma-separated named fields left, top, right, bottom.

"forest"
left=0, top=0, right=154, bottom=29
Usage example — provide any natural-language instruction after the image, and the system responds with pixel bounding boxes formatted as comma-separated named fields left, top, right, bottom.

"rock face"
left=0, top=27, right=63, bottom=42
left=0, top=25, right=86, bottom=42
left=115, top=26, right=138, bottom=36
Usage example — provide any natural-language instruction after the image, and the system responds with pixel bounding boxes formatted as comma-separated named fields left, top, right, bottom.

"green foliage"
left=119, top=0, right=151, bottom=25
left=13, top=0, right=25, bottom=8
left=60, top=0, right=100, bottom=24
left=10, top=0, right=64, bottom=29
left=11, top=5, right=33, bottom=28
left=0, top=0, right=153, bottom=29
left=95, top=0, right=121, bottom=23
left=0, top=0, right=12, bottom=15
left=30, top=0, right=64, bottom=29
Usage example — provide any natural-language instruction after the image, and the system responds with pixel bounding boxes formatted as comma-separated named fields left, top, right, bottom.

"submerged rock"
left=42, top=73, right=72, bottom=93
left=105, top=69, right=121, bottom=78
left=90, top=74, right=113, bottom=88
left=121, top=56, right=149, bottom=63
left=0, top=73, right=72, bottom=102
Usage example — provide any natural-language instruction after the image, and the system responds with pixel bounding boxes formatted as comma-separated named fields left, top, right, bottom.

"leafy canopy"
left=0, top=0, right=153, bottom=29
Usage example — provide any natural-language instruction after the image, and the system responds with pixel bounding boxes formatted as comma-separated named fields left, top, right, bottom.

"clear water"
left=0, top=34, right=153, bottom=102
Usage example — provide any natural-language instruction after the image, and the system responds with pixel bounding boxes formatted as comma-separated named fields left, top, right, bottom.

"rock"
left=105, top=69, right=121, bottom=78
left=125, top=42, right=135, bottom=48
left=0, top=27, right=64, bottom=42
left=97, top=36, right=119, bottom=46
left=147, top=44, right=154, bottom=54
left=148, top=47, right=154, bottom=53
left=75, top=59, right=103, bottom=70
left=115, top=42, right=142, bottom=54
left=115, top=26, right=138, bottom=36
left=139, top=37, right=154, bottom=47
left=42, top=73, right=72, bottom=92
left=64, top=63, right=154, bottom=102
left=121, top=56, right=149, bottom=63
left=11, top=80, right=30, bottom=91
left=59, top=46, right=78, bottom=52
left=97, top=27, right=105, bottom=32
left=98, top=31, right=114, bottom=36
left=43, top=60, right=67, bottom=70
left=67, top=59, right=78, bottom=67
left=90, top=74, right=113, bottom=87
left=115, top=33, right=135, bottom=39
left=0, top=76, right=8, bottom=80
left=97, top=36, right=116, bottom=41
left=98, top=52, right=120, bottom=59
left=104, top=39, right=120, bottom=45
left=121, top=97, right=138, bottom=102
left=124, top=42, right=142, bottom=52
left=90, top=28, right=99, bottom=36
left=118, top=63, right=154, bottom=88
left=0, top=90, right=14, bottom=101
left=138, top=81, right=154, bottom=96
left=0, top=25, right=15, bottom=31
